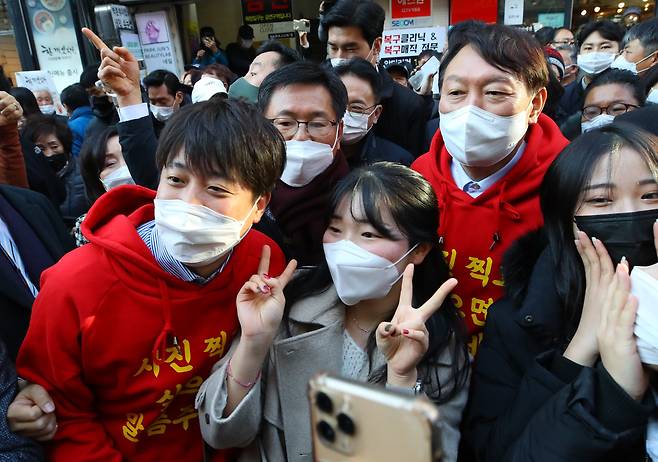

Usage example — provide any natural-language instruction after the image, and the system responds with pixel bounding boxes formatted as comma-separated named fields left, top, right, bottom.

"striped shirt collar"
left=137, top=220, right=231, bottom=284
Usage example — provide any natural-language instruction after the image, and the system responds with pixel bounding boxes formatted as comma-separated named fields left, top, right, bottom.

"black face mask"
left=45, top=153, right=69, bottom=173
left=574, top=208, right=658, bottom=268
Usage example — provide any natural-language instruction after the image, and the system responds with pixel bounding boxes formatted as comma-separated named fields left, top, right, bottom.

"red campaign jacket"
left=412, top=114, right=568, bottom=355
left=17, top=185, right=285, bottom=462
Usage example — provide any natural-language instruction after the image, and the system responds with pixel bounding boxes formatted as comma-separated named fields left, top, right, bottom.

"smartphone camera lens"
left=336, top=412, right=356, bottom=435
left=317, top=420, right=336, bottom=443
left=315, top=391, right=333, bottom=414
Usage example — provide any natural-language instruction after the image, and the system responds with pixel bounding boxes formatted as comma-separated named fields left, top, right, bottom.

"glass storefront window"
left=498, top=0, right=573, bottom=28
left=573, top=1, right=655, bottom=29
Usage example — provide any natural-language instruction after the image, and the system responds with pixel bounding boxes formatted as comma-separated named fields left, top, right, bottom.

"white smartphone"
left=294, top=19, right=311, bottom=33
left=409, top=55, right=440, bottom=91
left=308, top=373, right=442, bottom=462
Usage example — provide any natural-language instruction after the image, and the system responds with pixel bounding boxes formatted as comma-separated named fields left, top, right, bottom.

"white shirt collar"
left=450, top=141, right=526, bottom=198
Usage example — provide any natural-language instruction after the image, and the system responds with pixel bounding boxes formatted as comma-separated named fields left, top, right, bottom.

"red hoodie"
left=17, top=186, right=285, bottom=462
left=412, top=114, right=568, bottom=355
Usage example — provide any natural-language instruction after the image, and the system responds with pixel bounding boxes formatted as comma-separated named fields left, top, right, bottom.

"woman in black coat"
left=462, top=123, right=658, bottom=461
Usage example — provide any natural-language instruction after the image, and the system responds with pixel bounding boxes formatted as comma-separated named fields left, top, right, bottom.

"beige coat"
left=195, top=286, right=470, bottom=462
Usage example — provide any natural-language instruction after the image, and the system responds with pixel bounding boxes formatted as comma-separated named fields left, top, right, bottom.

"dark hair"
left=156, top=98, right=285, bottom=198
left=143, top=70, right=181, bottom=97
left=200, top=26, right=215, bottom=38
left=623, top=17, right=658, bottom=56
left=80, top=63, right=101, bottom=89
left=583, top=68, right=646, bottom=107
left=238, top=24, right=254, bottom=39
left=202, top=64, right=237, bottom=87
left=79, top=126, right=118, bottom=203
left=22, top=114, right=73, bottom=155
left=535, top=27, right=557, bottom=46
left=576, top=20, right=625, bottom=50
left=446, top=19, right=486, bottom=47
left=60, top=83, right=90, bottom=111
left=186, top=68, right=204, bottom=86
left=9, top=87, right=40, bottom=118
left=256, top=40, right=302, bottom=68
left=321, top=0, right=385, bottom=46
left=539, top=123, right=658, bottom=333
left=334, top=57, right=383, bottom=103
left=440, top=23, right=549, bottom=93
left=283, top=162, right=469, bottom=404
left=258, top=61, right=348, bottom=121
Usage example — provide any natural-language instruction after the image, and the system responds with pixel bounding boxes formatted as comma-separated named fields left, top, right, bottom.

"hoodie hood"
left=412, top=113, right=568, bottom=346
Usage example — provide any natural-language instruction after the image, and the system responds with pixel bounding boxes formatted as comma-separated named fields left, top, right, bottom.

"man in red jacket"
left=412, top=24, right=569, bottom=355
left=16, top=97, right=290, bottom=460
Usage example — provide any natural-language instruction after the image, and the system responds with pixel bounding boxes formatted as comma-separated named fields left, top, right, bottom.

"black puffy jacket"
left=461, top=231, right=655, bottom=462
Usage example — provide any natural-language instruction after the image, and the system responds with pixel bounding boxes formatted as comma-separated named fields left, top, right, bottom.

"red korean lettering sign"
left=391, top=0, right=431, bottom=19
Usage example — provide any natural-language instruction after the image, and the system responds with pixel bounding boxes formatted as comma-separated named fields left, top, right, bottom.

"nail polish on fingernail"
left=591, top=237, right=598, bottom=243
left=262, top=285, right=270, bottom=293
left=403, top=329, right=409, bottom=335
left=384, top=323, right=392, bottom=332
left=44, top=403, right=55, bottom=413
left=263, top=274, right=271, bottom=279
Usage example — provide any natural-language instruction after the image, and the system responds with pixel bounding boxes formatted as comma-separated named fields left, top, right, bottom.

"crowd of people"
left=1, top=0, right=658, bottom=460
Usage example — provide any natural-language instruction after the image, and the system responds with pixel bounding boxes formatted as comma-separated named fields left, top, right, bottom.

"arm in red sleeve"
left=0, top=124, right=28, bottom=188
left=16, top=267, right=123, bottom=462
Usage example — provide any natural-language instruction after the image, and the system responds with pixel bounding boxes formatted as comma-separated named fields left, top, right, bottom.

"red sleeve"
left=16, top=267, right=124, bottom=462
left=0, top=124, right=28, bottom=188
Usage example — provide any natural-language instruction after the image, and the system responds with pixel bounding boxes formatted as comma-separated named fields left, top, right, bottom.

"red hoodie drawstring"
left=490, top=181, right=521, bottom=251
left=152, top=279, right=179, bottom=363
left=438, top=180, right=451, bottom=244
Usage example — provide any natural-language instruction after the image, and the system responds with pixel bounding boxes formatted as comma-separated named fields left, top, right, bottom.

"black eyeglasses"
left=268, top=117, right=337, bottom=138
left=582, top=102, right=639, bottom=120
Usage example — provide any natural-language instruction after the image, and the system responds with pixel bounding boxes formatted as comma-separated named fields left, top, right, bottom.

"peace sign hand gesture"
left=81, top=28, right=142, bottom=106
left=376, top=264, right=458, bottom=387
left=236, top=245, right=297, bottom=348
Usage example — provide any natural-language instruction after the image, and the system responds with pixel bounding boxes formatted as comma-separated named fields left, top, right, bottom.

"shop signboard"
left=135, top=11, right=177, bottom=75
left=390, top=0, right=432, bottom=28
left=380, top=26, right=447, bottom=61
left=537, top=13, right=566, bottom=28
left=241, top=0, right=294, bottom=41
left=23, top=0, right=84, bottom=92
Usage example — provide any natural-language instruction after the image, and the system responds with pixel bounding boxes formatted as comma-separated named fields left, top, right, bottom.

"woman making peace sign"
left=196, top=162, right=470, bottom=462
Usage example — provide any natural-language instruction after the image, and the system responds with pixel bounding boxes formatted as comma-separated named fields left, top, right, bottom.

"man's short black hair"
left=156, top=98, right=286, bottom=198
left=258, top=61, right=348, bottom=121
left=80, top=63, right=101, bottom=89
left=440, top=23, right=549, bottom=94
left=22, top=114, right=73, bottom=155
left=577, top=20, right=625, bottom=50
left=200, top=26, right=215, bottom=38
left=60, top=83, right=90, bottom=111
left=321, top=0, right=385, bottom=46
left=624, top=17, right=658, bottom=56
left=256, top=40, right=302, bottom=68
left=334, top=57, right=382, bottom=103
left=143, top=70, right=181, bottom=97
left=584, top=68, right=646, bottom=107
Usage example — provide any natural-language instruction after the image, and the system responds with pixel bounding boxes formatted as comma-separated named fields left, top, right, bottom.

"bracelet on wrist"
left=226, top=358, right=261, bottom=389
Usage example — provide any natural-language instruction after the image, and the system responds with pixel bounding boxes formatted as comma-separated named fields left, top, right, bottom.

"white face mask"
left=154, top=198, right=258, bottom=266
left=39, top=104, right=56, bottom=115
left=577, top=52, right=615, bottom=76
left=581, top=113, right=615, bottom=133
left=611, top=51, right=657, bottom=75
left=439, top=104, right=530, bottom=168
left=282, top=131, right=338, bottom=187
left=101, top=164, right=135, bottom=191
left=324, top=240, right=418, bottom=306
left=240, top=38, right=254, bottom=48
left=150, top=103, right=175, bottom=122
left=331, top=57, right=350, bottom=68
left=342, top=110, right=375, bottom=145
left=648, top=88, right=658, bottom=105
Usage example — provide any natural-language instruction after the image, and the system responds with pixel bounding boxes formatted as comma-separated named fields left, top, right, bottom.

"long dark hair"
left=539, top=123, right=658, bottom=333
left=79, top=126, right=118, bottom=204
left=284, top=162, right=469, bottom=404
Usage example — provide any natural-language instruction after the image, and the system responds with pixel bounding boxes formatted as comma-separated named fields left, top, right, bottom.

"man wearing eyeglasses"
left=258, top=61, right=349, bottom=266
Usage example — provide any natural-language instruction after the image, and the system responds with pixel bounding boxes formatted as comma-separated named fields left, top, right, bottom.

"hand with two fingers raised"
left=376, top=264, right=458, bottom=388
